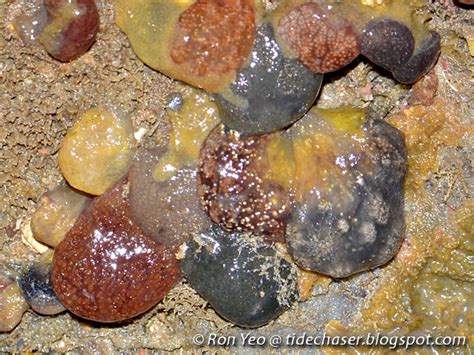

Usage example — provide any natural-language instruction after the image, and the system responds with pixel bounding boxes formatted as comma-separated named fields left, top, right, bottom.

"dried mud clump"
left=51, top=178, right=182, bottom=323
left=180, top=224, right=299, bottom=328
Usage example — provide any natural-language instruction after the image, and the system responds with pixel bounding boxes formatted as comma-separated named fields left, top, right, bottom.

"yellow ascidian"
left=59, top=107, right=136, bottom=195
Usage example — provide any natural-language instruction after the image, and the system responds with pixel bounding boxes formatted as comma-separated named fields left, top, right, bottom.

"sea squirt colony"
left=2, top=0, right=442, bottom=330
left=15, top=0, right=99, bottom=61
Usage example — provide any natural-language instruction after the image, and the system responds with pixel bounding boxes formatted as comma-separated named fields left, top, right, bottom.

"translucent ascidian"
left=128, top=88, right=218, bottom=247
left=58, top=108, right=136, bottom=196
left=285, top=108, right=407, bottom=278
left=129, top=149, right=211, bottom=247
left=180, top=224, right=299, bottom=328
left=19, top=253, right=66, bottom=316
left=0, top=273, right=29, bottom=332
left=114, top=0, right=258, bottom=92
left=31, top=183, right=91, bottom=247
left=214, top=24, right=323, bottom=135
left=52, top=178, right=181, bottom=323
left=39, top=0, right=100, bottom=61
left=153, top=88, right=220, bottom=182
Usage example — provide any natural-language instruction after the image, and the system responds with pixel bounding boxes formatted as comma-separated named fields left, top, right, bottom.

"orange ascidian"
left=114, top=0, right=260, bottom=92
left=274, top=1, right=361, bottom=74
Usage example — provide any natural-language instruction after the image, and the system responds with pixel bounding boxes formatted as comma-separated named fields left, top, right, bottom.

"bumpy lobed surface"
left=0, top=0, right=472, bottom=352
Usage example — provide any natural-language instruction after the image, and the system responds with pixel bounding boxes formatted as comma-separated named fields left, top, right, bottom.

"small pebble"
left=0, top=273, right=29, bottom=332
left=180, top=224, right=299, bottom=328
left=39, top=0, right=100, bottom=61
left=165, top=92, right=184, bottom=113
left=18, top=254, right=65, bottom=315
left=361, top=18, right=415, bottom=71
left=393, top=31, right=441, bottom=84
left=214, top=23, right=323, bottom=135
left=52, top=178, right=181, bottom=322
left=198, top=125, right=291, bottom=242
left=277, top=3, right=360, bottom=73
left=285, top=108, right=407, bottom=278
left=59, top=108, right=136, bottom=196
left=31, top=182, right=91, bottom=247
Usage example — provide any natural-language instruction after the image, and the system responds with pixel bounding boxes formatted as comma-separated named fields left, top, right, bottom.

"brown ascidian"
left=14, top=0, right=100, bottom=61
left=59, top=107, right=136, bottom=196
left=275, top=2, right=361, bottom=73
left=114, top=0, right=261, bottom=92
left=198, top=125, right=291, bottom=243
left=14, top=0, right=99, bottom=61
left=39, top=0, right=99, bottom=61
left=272, top=0, right=440, bottom=83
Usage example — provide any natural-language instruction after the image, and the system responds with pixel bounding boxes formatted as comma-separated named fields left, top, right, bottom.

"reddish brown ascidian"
left=40, top=0, right=99, bottom=61
left=51, top=178, right=181, bottom=323
left=272, top=0, right=441, bottom=84
left=170, top=0, right=256, bottom=85
left=198, top=125, right=291, bottom=243
left=277, top=2, right=361, bottom=73
left=15, top=0, right=99, bottom=61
